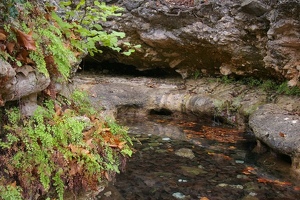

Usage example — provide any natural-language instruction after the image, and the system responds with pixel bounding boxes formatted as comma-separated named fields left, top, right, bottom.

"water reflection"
left=114, top=114, right=300, bottom=200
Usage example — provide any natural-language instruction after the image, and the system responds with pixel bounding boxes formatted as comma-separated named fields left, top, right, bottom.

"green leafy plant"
left=193, top=69, right=201, bottom=80
left=0, top=184, right=23, bottom=200
left=0, top=91, right=132, bottom=199
left=53, top=0, right=140, bottom=56
left=70, top=90, right=97, bottom=115
left=218, top=75, right=235, bottom=84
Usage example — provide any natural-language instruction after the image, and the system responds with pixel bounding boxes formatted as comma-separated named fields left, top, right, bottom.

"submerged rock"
left=180, top=166, right=206, bottom=176
left=175, top=148, right=195, bottom=159
left=172, top=192, right=186, bottom=199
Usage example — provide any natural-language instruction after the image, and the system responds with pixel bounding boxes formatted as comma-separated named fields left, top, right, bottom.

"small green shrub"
left=218, top=75, right=235, bottom=84
left=216, top=76, right=300, bottom=96
left=240, top=77, right=262, bottom=87
left=260, top=80, right=278, bottom=91
left=277, top=82, right=300, bottom=96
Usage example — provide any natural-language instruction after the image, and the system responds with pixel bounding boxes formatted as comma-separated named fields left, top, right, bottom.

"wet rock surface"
left=87, top=0, right=300, bottom=85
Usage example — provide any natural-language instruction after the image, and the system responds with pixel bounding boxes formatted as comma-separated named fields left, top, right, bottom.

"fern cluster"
left=0, top=91, right=133, bottom=199
left=0, top=1, right=136, bottom=199
left=1, top=0, right=140, bottom=83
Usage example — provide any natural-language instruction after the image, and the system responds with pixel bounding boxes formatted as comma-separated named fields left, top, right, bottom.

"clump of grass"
left=216, top=76, right=300, bottom=96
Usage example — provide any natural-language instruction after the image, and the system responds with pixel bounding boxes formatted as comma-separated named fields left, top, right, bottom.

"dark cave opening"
left=149, top=108, right=173, bottom=116
left=79, top=59, right=182, bottom=78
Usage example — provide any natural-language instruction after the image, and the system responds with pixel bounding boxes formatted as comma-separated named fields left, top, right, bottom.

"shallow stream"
left=114, top=114, right=300, bottom=200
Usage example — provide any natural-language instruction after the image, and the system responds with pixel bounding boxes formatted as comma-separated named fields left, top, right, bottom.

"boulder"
left=0, top=59, right=50, bottom=115
left=249, top=104, right=300, bottom=172
left=85, top=0, right=300, bottom=86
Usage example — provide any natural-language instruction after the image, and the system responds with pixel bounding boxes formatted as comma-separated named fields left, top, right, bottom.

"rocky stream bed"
left=99, top=113, right=300, bottom=200
left=67, top=71, right=300, bottom=199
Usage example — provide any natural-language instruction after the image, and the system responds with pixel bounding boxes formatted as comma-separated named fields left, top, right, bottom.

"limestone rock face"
left=88, top=0, right=300, bottom=85
left=0, top=59, right=50, bottom=114
left=249, top=104, right=300, bottom=172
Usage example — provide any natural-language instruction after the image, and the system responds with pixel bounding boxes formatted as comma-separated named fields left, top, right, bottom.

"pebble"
left=175, top=148, right=195, bottom=159
left=172, top=192, right=186, bottom=199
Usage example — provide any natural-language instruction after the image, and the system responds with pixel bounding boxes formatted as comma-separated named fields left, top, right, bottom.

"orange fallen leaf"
left=167, top=148, right=174, bottom=152
left=0, top=32, right=7, bottom=41
left=257, top=177, right=292, bottom=187
left=242, top=166, right=255, bottom=175
left=279, top=132, right=285, bottom=138
left=257, top=178, right=270, bottom=184
left=10, top=181, right=17, bottom=188
left=294, top=186, right=300, bottom=191
left=273, top=180, right=292, bottom=186
left=54, top=104, right=62, bottom=116
left=200, top=197, right=210, bottom=200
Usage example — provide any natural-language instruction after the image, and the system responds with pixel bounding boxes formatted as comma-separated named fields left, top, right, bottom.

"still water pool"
left=114, top=114, right=300, bottom=200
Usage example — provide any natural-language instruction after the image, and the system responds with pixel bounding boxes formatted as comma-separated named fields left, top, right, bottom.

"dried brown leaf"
left=54, top=104, right=62, bottom=116
left=0, top=44, right=6, bottom=51
left=13, top=28, right=36, bottom=51
left=16, top=49, right=29, bottom=62
left=6, top=42, right=15, bottom=54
